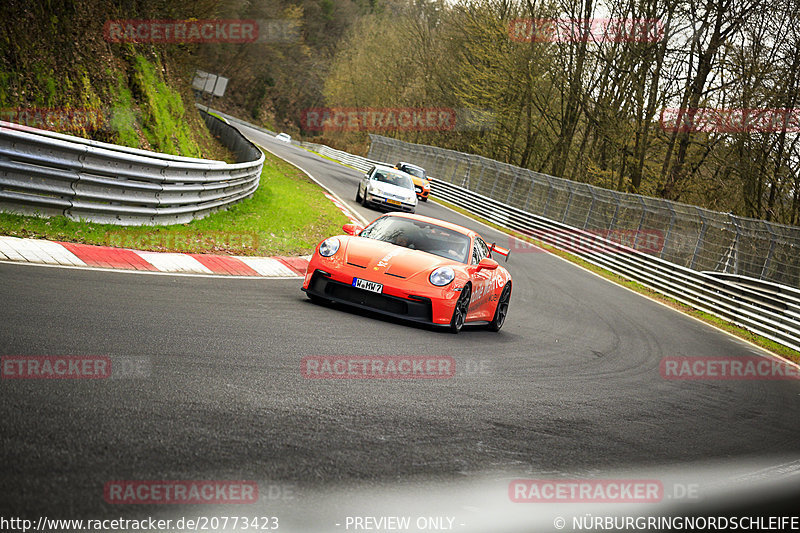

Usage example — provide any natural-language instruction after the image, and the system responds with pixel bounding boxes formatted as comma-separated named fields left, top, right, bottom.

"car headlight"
left=319, top=237, right=340, bottom=257
left=368, top=183, right=382, bottom=195
left=429, top=266, right=455, bottom=286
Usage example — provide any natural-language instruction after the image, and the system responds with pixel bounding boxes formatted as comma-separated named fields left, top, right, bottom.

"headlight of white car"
left=368, top=183, right=383, bottom=195
left=429, top=266, right=455, bottom=286
left=319, top=237, right=340, bottom=257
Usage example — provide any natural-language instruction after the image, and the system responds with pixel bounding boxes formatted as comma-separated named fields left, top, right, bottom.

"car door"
left=467, top=237, right=495, bottom=320
left=361, top=166, right=375, bottom=196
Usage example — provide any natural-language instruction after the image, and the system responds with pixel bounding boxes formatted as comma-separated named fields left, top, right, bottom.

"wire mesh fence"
left=368, top=134, right=800, bottom=289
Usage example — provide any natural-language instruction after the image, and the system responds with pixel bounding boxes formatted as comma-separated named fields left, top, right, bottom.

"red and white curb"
left=324, top=192, right=363, bottom=226
left=0, top=236, right=309, bottom=277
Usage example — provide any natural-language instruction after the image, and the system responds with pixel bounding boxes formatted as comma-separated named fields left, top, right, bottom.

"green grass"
left=430, top=197, right=800, bottom=365
left=0, top=150, right=349, bottom=256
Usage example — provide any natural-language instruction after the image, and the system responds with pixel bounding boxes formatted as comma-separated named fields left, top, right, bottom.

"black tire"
left=420, top=196, right=428, bottom=202
left=449, top=284, right=471, bottom=334
left=361, top=191, right=369, bottom=207
left=487, top=284, right=511, bottom=332
left=356, top=188, right=362, bottom=202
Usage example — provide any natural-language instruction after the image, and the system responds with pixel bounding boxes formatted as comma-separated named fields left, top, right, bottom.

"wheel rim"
left=454, top=286, right=470, bottom=329
left=495, top=287, right=510, bottom=328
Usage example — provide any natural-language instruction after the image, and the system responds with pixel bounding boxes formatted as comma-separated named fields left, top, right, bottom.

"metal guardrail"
left=292, top=137, right=798, bottom=352
left=0, top=110, right=264, bottom=225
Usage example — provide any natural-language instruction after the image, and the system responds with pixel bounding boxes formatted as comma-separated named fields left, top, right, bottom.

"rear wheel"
left=487, top=284, right=511, bottom=332
left=449, top=284, right=471, bottom=334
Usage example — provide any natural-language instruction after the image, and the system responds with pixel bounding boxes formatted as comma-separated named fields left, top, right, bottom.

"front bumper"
left=302, top=268, right=456, bottom=327
left=365, top=192, right=416, bottom=212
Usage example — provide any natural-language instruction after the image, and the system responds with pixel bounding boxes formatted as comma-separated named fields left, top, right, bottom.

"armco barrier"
left=0, top=109, right=263, bottom=225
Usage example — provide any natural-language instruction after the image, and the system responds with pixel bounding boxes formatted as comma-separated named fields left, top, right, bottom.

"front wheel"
left=487, top=284, right=511, bottom=332
left=356, top=188, right=362, bottom=202
left=420, top=196, right=428, bottom=202
left=449, top=284, right=471, bottom=334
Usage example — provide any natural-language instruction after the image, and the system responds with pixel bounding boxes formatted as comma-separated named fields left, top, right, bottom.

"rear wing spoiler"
left=489, top=243, right=511, bottom=262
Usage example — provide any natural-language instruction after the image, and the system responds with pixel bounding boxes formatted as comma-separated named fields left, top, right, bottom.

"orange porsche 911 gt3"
left=301, top=213, right=511, bottom=333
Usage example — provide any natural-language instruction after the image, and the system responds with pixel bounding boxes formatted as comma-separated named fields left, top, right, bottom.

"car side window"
left=472, top=237, right=489, bottom=264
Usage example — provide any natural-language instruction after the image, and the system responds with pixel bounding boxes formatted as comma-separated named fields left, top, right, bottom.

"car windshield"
left=373, top=170, right=414, bottom=190
left=360, top=216, right=471, bottom=263
left=401, top=165, right=425, bottom=179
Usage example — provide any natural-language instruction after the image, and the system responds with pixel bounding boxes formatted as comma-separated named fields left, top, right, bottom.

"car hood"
left=343, top=237, right=457, bottom=281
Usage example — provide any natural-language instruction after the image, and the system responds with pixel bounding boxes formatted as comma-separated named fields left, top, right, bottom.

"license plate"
left=353, top=278, right=383, bottom=293
left=386, top=198, right=401, bottom=206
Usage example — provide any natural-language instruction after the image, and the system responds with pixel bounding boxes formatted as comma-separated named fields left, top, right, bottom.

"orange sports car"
left=301, top=213, right=512, bottom=333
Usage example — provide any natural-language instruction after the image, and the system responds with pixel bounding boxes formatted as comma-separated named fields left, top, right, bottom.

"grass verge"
left=431, top=196, right=800, bottom=365
left=0, top=149, right=349, bottom=257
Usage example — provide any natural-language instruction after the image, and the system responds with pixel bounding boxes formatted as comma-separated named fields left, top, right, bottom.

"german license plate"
left=386, top=198, right=401, bottom=206
left=352, top=278, right=383, bottom=293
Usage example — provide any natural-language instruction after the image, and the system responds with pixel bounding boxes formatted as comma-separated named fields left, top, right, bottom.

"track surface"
left=2, top=127, right=800, bottom=526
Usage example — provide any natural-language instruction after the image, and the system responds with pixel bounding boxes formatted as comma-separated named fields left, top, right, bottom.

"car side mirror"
left=476, top=257, right=499, bottom=271
left=342, top=224, right=364, bottom=236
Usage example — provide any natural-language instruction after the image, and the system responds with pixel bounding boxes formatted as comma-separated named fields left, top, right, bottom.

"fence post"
left=507, top=172, right=519, bottom=205
left=636, top=196, right=647, bottom=233
left=728, top=213, right=741, bottom=274
left=660, top=202, right=675, bottom=259
left=609, top=191, right=621, bottom=229
left=562, top=181, right=574, bottom=223
left=523, top=172, right=535, bottom=213
left=584, top=187, right=596, bottom=229
left=689, top=207, right=707, bottom=270
left=543, top=176, right=554, bottom=216
left=760, top=222, right=777, bottom=280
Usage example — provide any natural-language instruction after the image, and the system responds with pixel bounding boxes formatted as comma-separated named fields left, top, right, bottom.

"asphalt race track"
left=2, top=125, right=800, bottom=531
